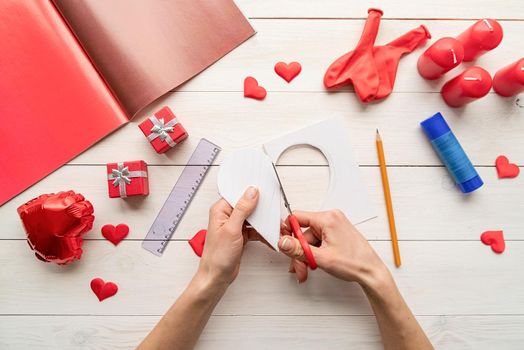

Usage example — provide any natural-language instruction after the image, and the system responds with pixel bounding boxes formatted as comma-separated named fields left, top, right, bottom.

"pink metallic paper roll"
left=493, top=58, right=524, bottom=97
left=441, top=66, right=492, bottom=107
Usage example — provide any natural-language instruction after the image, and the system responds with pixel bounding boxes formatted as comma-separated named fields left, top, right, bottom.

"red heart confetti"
left=101, top=224, right=129, bottom=246
left=188, top=229, right=207, bottom=257
left=480, top=230, right=505, bottom=254
left=90, top=278, right=118, bottom=301
left=495, top=155, right=520, bottom=179
left=274, top=61, right=302, bottom=83
left=243, top=76, right=267, bottom=100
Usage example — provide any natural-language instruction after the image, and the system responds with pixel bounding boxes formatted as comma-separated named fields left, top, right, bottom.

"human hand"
left=198, top=187, right=259, bottom=287
left=279, top=210, right=389, bottom=286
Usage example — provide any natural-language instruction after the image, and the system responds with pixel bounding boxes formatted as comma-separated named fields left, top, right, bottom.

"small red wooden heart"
left=495, top=155, right=520, bottom=179
left=101, top=224, right=129, bottom=246
left=90, top=278, right=118, bottom=301
left=274, top=61, right=302, bottom=82
left=480, top=230, right=505, bottom=254
left=244, top=76, right=267, bottom=100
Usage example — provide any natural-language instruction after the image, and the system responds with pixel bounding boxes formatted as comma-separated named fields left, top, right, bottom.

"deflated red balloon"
left=324, top=8, right=430, bottom=103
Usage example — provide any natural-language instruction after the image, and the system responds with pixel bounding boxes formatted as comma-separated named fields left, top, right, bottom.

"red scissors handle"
left=288, top=215, right=317, bottom=270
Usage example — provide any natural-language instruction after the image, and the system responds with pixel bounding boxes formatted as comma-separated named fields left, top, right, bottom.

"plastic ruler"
left=142, top=138, right=221, bottom=256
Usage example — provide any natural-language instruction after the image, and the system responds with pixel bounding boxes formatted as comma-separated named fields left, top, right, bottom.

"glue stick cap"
left=458, top=175, right=484, bottom=193
left=420, top=112, right=450, bottom=140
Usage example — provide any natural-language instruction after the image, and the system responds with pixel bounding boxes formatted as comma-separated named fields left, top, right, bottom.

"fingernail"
left=281, top=237, right=291, bottom=250
left=244, top=186, right=258, bottom=199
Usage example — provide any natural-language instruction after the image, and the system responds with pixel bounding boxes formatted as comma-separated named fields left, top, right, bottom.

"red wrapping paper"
left=139, top=106, right=188, bottom=154
left=106, top=160, right=149, bottom=198
left=17, top=191, right=94, bottom=265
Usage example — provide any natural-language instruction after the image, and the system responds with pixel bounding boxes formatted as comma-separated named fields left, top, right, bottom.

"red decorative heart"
left=90, top=278, right=118, bottom=301
left=495, top=155, right=520, bottom=179
left=188, top=229, right=207, bottom=257
left=244, top=76, right=267, bottom=100
left=101, top=224, right=129, bottom=246
left=480, top=230, right=505, bottom=254
left=274, top=61, right=302, bottom=82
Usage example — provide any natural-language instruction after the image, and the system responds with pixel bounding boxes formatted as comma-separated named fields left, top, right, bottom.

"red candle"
left=441, top=66, right=492, bottom=107
left=493, top=58, right=524, bottom=97
left=456, top=19, right=503, bottom=62
left=417, top=37, right=464, bottom=80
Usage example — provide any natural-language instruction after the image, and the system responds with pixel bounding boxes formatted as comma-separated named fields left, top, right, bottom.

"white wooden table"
left=1, top=1, right=523, bottom=349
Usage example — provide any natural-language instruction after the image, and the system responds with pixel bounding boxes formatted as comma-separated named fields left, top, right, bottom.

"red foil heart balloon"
left=481, top=230, right=505, bottom=254
left=274, top=61, right=302, bottom=82
left=495, top=155, right=520, bottom=179
left=243, top=76, right=267, bottom=100
left=90, top=278, right=118, bottom=302
left=17, top=191, right=94, bottom=265
left=101, top=224, right=129, bottom=246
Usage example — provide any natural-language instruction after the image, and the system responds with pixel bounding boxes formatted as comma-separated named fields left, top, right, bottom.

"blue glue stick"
left=420, top=112, right=483, bottom=193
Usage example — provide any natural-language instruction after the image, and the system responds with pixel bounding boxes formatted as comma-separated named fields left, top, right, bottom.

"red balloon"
left=17, top=191, right=94, bottom=264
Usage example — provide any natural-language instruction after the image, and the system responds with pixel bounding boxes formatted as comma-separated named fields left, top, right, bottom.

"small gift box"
left=139, top=106, right=188, bottom=154
left=106, top=160, right=149, bottom=198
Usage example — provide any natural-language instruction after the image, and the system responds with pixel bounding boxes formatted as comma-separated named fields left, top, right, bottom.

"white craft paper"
left=263, top=118, right=376, bottom=225
left=217, top=148, right=282, bottom=250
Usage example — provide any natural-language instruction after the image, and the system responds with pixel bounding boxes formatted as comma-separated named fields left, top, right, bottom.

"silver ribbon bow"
left=107, top=162, right=148, bottom=198
left=147, top=116, right=178, bottom=147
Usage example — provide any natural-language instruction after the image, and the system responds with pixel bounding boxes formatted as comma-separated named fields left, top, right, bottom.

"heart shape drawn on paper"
left=495, top=155, right=520, bottom=179
left=101, top=224, right=129, bottom=246
left=90, top=278, right=118, bottom=302
left=274, top=61, right=302, bottom=82
left=480, top=230, right=505, bottom=254
left=217, top=149, right=281, bottom=250
left=243, top=76, right=267, bottom=100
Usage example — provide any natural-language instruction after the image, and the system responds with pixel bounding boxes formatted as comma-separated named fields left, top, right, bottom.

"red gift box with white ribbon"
left=139, top=106, right=188, bottom=154
left=106, top=160, right=149, bottom=198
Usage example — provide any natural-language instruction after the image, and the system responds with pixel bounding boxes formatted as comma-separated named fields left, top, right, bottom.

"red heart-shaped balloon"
left=90, top=278, right=118, bottom=301
left=101, top=224, right=129, bottom=246
left=244, top=76, right=267, bottom=100
left=496, top=155, right=520, bottom=179
left=274, top=61, right=302, bottom=82
left=480, top=230, right=505, bottom=254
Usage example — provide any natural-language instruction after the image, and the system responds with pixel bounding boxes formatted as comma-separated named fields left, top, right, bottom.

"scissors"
left=272, top=163, right=318, bottom=270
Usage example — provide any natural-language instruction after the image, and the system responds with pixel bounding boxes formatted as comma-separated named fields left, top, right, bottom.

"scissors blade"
left=271, top=162, right=293, bottom=215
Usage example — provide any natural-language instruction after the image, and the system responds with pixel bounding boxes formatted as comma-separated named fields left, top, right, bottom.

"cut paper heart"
left=274, top=61, right=302, bottom=82
left=101, top=224, right=129, bottom=246
left=480, top=230, right=505, bottom=254
left=90, top=278, right=118, bottom=302
left=189, top=229, right=207, bottom=257
left=217, top=149, right=281, bottom=250
left=495, top=155, right=520, bottom=179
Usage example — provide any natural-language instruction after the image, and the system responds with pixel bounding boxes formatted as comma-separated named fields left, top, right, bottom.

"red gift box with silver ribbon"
left=139, top=106, right=188, bottom=154
left=106, top=161, right=149, bottom=198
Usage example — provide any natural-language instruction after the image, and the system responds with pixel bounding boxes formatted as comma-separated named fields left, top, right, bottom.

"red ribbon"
left=17, top=191, right=94, bottom=265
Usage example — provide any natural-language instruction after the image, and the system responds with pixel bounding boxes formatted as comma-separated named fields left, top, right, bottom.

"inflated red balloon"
left=17, top=191, right=94, bottom=265
left=324, top=8, right=430, bottom=103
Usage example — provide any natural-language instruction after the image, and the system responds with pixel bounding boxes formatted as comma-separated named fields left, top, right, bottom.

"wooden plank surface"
left=2, top=315, right=523, bottom=350
left=68, top=93, right=524, bottom=166
left=237, top=0, right=524, bottom=20
left=177, top=20, right=524, bottom=93
left=2, top=240, right=523, bottom=316
left=2, top=166, right=523, bottom=241
left=2, top=1, right=524, bottom=349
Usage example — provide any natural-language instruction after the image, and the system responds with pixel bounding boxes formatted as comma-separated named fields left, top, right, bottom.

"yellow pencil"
left=376, top=130, right=401, bottom=267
